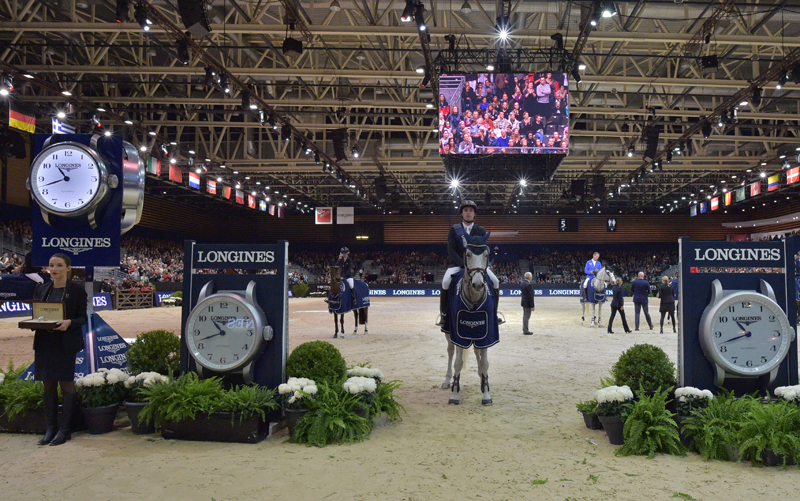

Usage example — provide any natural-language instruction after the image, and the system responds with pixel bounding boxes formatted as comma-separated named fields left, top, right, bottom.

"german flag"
left=9, top=100, right=36, bottom=133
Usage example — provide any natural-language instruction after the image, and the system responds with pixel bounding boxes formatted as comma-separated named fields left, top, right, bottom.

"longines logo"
left=694, top=248, right=780, bottom=261
left=196, top=250, right=275, bottom=264
left=732, top=316, right=761, bottom=325
left=55, top=163, right=82, bottom=170
left=460, top=319, right=486, bottom=329
left=41, top=237, right=111, bottom=255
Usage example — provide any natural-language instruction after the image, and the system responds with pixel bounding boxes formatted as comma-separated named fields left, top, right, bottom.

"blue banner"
left=364, top=287, right=609, bottom=297
left=0, top=293, right=112, bottom=317
left=154, top=291, right=174, bottom=306
left=31, top=134, right=123, bottom=267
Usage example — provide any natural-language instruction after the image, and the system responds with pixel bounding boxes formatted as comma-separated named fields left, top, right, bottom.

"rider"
left=335, top=247, right=357, bottom=305
left=583, top=251, right=602, bottom=295
left=437, top=200, right=500, bottom=328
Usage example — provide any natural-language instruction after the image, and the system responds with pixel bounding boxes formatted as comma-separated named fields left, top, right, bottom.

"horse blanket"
left=444, top=270, right=498, bottom=349
left=581, top=277, right=607, bottom=304
left=328, top=279, right=370, bottom=314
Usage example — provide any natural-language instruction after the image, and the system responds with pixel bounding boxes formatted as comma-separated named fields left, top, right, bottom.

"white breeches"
left=346, top=278, right=354, bottom=290
left=442, top=266, right=499, bottom=290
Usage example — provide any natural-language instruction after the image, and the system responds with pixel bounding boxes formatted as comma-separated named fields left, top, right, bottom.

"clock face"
left=706, top=292, right=792, bottom=375
left=186, top=293, right=264, bottom=372
left=30, top=142, right=103, bottom=214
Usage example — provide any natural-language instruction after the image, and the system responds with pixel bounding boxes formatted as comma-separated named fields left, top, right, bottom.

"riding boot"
left=350, top=288, right=357, bottom=307
left=37, top=392, right=59, bottom=445
left=436, top=288, right=449, bottom=327
left=50, top=392, right=78, bottom=446
left=492, top=288, right=504, bottom=325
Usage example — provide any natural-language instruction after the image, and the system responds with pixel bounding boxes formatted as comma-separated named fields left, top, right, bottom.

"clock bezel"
left=185, top=291, right=268, bottom=372
left=699, top=290, right=792, bottom=377
left=29, top=141, right=109, bottom=217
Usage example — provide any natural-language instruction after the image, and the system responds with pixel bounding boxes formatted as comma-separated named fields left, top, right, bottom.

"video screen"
left=438, top=72, right=569, bottom=155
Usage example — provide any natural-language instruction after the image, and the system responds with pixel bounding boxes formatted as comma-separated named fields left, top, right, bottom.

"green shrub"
left=289, top=380, right=372, bottom=447
left=138, top=372, right=278, bottom=427
left=616, top=388, right=685, bottom=458
left=170, top=291, right=183, bottom=298
left=286, top=341, right=347, bottom=385
left=612, top=344, right=676, bottom=394
left=292, top=283, right=309, bottom=297
left=621, top=281, right=632, bottom=297
left=681, top=390, right=754, bottom=460
left=0, top=380, right=44, bottom=419
left=736, top=401, right=800, bottom=464
left=126, top=330, right=180, bottom=376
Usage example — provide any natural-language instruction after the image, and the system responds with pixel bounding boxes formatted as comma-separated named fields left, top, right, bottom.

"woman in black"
left=658, top=275, right=676, bottom=334
left=32, top=253, right=87, bottom=446
left=607, top=277, right=632, bottom=334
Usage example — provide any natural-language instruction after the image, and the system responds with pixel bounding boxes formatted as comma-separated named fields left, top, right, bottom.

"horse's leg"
left=339, top=313, right=345, bottom=338
left=363, top=308, right=368, bottom=334
left=581, top=300, right=586, bottom=324
left=449, top=346, right=464, bottom=404
left=477, top=349, right=492, bottom=406
left=333, top=314, right=339, bottom=338
left=442, top=333, right=455, bottom=389
left=597, top=302, right=604, bottom=328
left=591, top=303, right=597, bottom=327
left=353, top=310, right=358, bottom=334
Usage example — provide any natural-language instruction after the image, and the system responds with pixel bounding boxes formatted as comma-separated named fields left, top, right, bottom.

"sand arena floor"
left=0, top=296, right=797, bottom=501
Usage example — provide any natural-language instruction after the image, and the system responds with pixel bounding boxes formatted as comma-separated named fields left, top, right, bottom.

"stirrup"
left=496, top=312, right=506, bottom=325
left=435, top=313, right=446, bottom=327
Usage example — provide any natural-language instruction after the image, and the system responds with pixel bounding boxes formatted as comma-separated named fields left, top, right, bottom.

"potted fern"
left=673, top=386, right=713, bottom=447
left=289, top=380, right=372, bottom=447
left=594, top=385, right=634, bottom=445
left=615, top=388, right=685, bottom=458
left=736, top=400, right=800, bottom=466
left=138, top=372, right=279, bottom=444
left=278, top=377, right=318, bottom=434
left=681, top=390, right=754, bottom=461
left=123, top=372, right=168, bottom=434
left=0, top=362, right=47, bottom=434
left=576, top=399, right=602, bottom=430
left=347, top=365, right=404, bottom=426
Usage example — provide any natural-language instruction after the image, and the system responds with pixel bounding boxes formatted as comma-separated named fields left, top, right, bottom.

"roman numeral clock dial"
left=700, top=280, right=795, bottom=386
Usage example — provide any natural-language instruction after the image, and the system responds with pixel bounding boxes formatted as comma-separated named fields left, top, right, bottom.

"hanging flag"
left=146, top=157, right=161, bottom=176
left=277, top=205, right=285, bottom=218
left=751, top=180, right=761, bottom=197
left=768, top=174, right=780, bottom=192
left=248, top=194, right=256, bottom=209
left=269, top=204, right=276, bottom=216
left=51, top=117, right=75, bottom=134
left=259, top=200, right=267, bottom=211
left=189, top=172, right=201, bottom=189
left=224, top=186, right=232, bottom=199
left=9, top=100, right=36, bottom=133
left=710, top=197, right=719, bottom=211
left=735, top=187, right=746, bottom=202
left=235, top=190, right=245, bottom=204
left=690, top=205, right=697, bottom=217
left=169, top=164, right=182, bottom=183
left=315, top=207, right=333, bottom=224
left=207, top=179, right=217, bottom=195
left=787, top=167, right=800, bottom=185
left=700, top=201, right=707, bottom=214
left=724, top=191, right=732, bottom=206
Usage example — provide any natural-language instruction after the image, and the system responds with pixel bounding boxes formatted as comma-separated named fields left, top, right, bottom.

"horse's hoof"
left=481, top=399, right=493, bottom=406
left=448, top=399, right=460, bottom=405
left=364, top=329, right=368, bottom=334
left=333, top=334, right=338, bottom=339
left=441, top=382, right=451, bottom=390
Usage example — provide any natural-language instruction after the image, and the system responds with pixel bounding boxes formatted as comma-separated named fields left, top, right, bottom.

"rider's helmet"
left=340, top=247, right=350, bottom=255
left=459, top=200, right=478, bottom=214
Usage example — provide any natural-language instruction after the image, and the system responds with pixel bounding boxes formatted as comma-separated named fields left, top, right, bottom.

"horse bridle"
left=464, top=244, right=489, bottom=284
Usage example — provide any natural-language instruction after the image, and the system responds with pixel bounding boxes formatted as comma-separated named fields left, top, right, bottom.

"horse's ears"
left=485, top=230, right=491, bottom=241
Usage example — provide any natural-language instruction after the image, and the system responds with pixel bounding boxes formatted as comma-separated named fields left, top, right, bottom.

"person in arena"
left=335, top=247, right=356, bottom=305
left=437, top=200, right=500, bottom=329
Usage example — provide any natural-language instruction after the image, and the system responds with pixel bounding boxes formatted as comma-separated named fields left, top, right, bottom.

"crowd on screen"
left=439, top=72, right=569, bottom=155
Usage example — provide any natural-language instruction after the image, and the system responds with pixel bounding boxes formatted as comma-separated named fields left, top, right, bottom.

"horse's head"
left=330, top=266, right=341, bottom=295
left=464, top=234, right=490, bottom=292
left=593, top=267, right=615, bottom=291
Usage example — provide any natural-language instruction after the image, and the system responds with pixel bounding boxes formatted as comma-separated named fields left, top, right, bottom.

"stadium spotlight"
left=550, top=33, right=564, bottom=51
left=589, top=3, right=601, bottom=27
left=414, top=3, right=426, bottom=31
left=718, top=110, right=728, bottom=127
left=777, top=72, right=787, bottom=90
left=241, top=91, right=250, bottom=110
left=219, top=74, right=230, bottom=94
left=702, top=121, right=712, bottom=138
left=352, top=144, right=360, bottom=159
left=421, top=71, right=431, bottom=88
left=115, top=0, right=130, bottom=23
left=281, top=123, right=292, bottom=141
left=177, top=40, right=190, bottom=65
left=666, top=150, right=673, bottom=163
left=601, top=0, right=616, bottom=18
left=751, top=87, right=762, bottom=106
left=314, top=152, right=320, bottom=164
left=626, top=145, right=634, bottom=157
left=91, top=114, right=102, bottom=128
left=460, top=1, right=472, bottom=14
left=134, top=4, right=150, bottom=31
left=486, top=63, right=495, bottom=71
left=259, top=110, right=266, bottom=126
left=204, top=67, right=216, bottom=88
left=400, top=0, right=415, bottom=22
left=571, top=63, right=582, bottom=84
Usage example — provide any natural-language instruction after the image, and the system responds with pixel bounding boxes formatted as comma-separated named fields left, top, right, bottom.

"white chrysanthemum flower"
left=107, top=374, right=120, bottom=384
left=278, top=383, right=291, bottom=395
left=700, top=389, right=714, bottom=400
left=0, top=373, right=6, bottom=384
left=98, top=368, right=109, bottom=373
left=303, top=384, right=318, bottom=395
left=343, top=376, right=377, bottom=394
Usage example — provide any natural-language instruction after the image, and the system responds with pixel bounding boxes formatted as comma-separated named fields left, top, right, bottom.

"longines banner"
left=0, top=293, right=113, bottom=318
left=31, top=134, right=123, bottom=267
left=315, top=207, right=333, bottom=224
left=337, top=206, right=354, bottom=225
left=364, top=287, right=609, bottom=297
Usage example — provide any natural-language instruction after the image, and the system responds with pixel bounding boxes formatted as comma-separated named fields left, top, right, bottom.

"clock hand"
left=57, top=167, right=67, bottom=177
left=196, top=331, right=225, bottom=341
left=721, top=332, right=752, bottom=344
left=735, top=321, right=750, bottom=334
left=211, top=319, right=225, bottom=334
left=40, top=178, right=66, bottom=187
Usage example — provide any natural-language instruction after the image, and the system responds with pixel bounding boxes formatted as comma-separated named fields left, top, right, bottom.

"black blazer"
left=32, top=280, right=88, bottom=354
left=610, top=285, right=625, bottom=308
left=447, top=223, right=487, bottom=268
left=335, top=256, right=353, bottom=280
left=520, top=280, right=535, bottom=308
left=658, top=283, right=675, bottom=305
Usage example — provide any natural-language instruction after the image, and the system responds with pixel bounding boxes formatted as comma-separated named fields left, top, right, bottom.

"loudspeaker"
left=642, top=125, right=660, bottom=161
left=571, top=179, right=585, bottom=197
left=592, top=176, right=606, bottom=197
left=700, top=55, right=718, bottom=69
left=282, top=37, right=303, bottom=57
left=374, top=176, right=388, bottom=201
left=177, top=0, right=211, bottom=39
left=330, top=128, right=348, bottom=162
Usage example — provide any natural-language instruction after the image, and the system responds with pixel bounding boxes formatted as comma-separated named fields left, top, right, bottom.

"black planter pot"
left=161, top=412, right=268, bottom=444
left=762, top=449, right=794, bottom=467
left=82, top=404, right=120, bottom=435
left=0, top=403, right=85, bottom=434
left=283, top=408, right=309, bottom=435
left=354, top=407, right=368, bottom=419
left=598, top=415, right=625, bottom=445
left=123, top=401, right=156, bottom=435
left=673, top=415, right=692, bottom=449
left=581, top=411, right=603, bottom=430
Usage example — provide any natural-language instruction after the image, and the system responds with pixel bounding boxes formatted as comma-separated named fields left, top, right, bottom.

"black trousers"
left=607, top=306, right=630, bottom=333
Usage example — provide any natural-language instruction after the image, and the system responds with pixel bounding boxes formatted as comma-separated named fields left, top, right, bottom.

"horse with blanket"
left=326, top=266, right=369, bottom=338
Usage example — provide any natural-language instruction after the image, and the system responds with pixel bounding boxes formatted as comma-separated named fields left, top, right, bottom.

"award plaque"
left=18, top=302, right=65, bottom=330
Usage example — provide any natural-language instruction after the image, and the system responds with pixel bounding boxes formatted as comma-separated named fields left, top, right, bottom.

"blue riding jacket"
left=584, top=259, right=602, bottom=279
